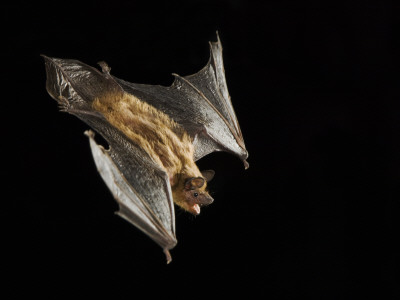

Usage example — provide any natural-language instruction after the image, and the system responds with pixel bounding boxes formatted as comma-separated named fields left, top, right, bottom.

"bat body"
left=92, top=91, right=213, bottom=215
left=43, top=34, right=248, bottom=262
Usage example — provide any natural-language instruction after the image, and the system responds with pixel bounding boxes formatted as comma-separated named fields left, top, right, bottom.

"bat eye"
left=194, top=192, right=199, bottom=197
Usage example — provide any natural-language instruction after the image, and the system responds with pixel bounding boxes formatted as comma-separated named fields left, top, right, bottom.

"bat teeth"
left=193, top=204, right=200, bottom=215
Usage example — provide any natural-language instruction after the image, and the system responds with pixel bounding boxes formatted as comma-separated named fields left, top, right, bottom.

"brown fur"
left=92, top=92, right=206, bottom=211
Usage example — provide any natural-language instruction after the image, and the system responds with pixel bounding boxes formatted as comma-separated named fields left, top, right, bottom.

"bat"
left=43, top=34, right=248, bottom=263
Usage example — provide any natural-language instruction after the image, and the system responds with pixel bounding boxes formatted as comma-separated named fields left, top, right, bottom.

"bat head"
left=182, top=176, right=214, bottom=215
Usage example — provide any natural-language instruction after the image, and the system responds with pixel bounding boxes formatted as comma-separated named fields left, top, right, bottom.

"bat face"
left=183, top=189, right=214, bottom=215
left=171, top=176, right=213, bottom=215
left=183, top=177, right=214, bottom=215
left=43, top=33, right=248, bottom=263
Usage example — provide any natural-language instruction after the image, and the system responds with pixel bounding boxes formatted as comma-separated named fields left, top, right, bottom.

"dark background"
left=3, top=0, right=399, bottom=298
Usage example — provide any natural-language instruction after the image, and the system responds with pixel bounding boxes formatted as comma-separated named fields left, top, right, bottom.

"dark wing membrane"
left=42, top=55, right=122, bottom=111
left=43, top=56, right=177, bottom=261
left=183, top=35, right=246, bottom=156
left=85, top=128, right=177, bottom=261
left=113, top=34, right=249, bottom=167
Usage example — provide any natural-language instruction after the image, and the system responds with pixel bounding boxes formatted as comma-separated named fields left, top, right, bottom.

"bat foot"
left=164, top=248, right=172, bottom=264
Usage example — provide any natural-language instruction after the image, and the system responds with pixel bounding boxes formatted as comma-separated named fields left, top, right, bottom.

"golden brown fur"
left=92, top=92, right=206, bottom=211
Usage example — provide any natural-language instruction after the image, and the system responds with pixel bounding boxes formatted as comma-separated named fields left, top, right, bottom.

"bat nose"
left=198, top=195, right=214, bottom=206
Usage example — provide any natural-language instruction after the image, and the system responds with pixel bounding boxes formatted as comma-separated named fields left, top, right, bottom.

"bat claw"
left=97, top=61, right=111, bottom=74
left=84, top=129, right=95, bottom=138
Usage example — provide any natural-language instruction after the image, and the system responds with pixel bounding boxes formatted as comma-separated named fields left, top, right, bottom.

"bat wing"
left=43, top=56, right=177, bottom=262
left=113, top=34, right=249, bottom=168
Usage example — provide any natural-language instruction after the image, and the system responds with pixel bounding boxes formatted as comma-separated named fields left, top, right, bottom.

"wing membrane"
left=113, top=34, right=248, bottom=167
left=86, top=130, right=176, bottom=258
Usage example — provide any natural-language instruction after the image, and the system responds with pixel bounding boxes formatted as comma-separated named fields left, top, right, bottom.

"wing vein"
left=173, top=74, right=246, bottom=150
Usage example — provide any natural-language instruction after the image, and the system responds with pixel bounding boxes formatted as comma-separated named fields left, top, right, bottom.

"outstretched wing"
left=114, top=34, right=249, bottom=168
left=43, top=56, right=177, bottom=262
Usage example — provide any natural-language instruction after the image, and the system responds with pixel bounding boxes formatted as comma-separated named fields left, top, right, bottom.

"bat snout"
left=197, top=194, right=214, bottom=206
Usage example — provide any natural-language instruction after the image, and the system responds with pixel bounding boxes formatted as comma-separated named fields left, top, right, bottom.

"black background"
left=3, top=0, right=399, bottom=298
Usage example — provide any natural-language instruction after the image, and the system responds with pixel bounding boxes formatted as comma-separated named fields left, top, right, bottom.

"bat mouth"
left=187, top=203, right=201, bottom=215
left=188, top=195, right=214, bottom=215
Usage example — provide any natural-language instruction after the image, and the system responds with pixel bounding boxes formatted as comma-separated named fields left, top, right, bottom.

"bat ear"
left=201, top=170, right=215, bottom=182
left=184, top=177, right=205, bottom=190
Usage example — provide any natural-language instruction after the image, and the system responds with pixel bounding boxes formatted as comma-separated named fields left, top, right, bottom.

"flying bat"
left=43, top=34, right=248, bottom=263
